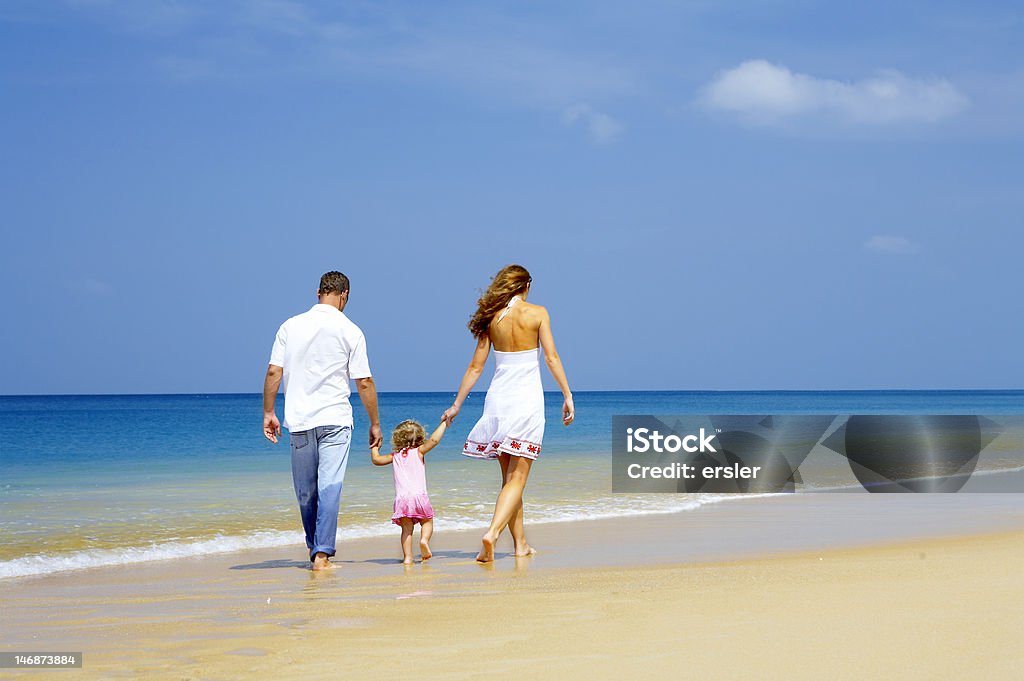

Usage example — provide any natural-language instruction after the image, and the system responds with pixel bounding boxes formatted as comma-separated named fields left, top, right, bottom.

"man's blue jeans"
left=290, top=425, right=352, bottom=561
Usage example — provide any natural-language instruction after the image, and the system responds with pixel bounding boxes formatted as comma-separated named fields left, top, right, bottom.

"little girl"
left=371, top=419, right=447, bottom=564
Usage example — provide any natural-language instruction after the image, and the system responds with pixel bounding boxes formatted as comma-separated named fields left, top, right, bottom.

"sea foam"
left=0, top=493, right=751, bottom=579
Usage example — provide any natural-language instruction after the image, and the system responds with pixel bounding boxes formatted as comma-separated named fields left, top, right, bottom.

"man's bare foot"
left=311, top=552, right=337, bottom=571
left=420, top=540, right=432, bottom=561
left=476, top=532, right=496, bottom=563
left=513, top=543, right=537, bottom=557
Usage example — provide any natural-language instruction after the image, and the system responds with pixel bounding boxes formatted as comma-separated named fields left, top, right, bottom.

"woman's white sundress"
left=462, top=297, right=545, bottom=461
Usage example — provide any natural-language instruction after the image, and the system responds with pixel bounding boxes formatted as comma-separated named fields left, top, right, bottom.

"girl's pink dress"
left=390, top=447, right=434, bottom=525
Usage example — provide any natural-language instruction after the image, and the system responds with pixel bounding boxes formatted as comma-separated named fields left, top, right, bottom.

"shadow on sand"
left=230, top=549, right=510, bottom=570
left=229, top=559, right=310, bottom=570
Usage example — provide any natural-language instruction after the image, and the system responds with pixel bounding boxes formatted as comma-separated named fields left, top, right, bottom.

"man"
left=263, top=271, right=383, bottom=571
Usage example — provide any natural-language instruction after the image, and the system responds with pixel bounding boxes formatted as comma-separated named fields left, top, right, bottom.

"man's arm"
left=263, top=364, right=283, bottom=443
left=356, top=376, right=382, bottom=448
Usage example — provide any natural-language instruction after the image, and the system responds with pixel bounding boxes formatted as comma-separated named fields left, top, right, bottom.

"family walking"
left=262, top=266, right=574, bottom=569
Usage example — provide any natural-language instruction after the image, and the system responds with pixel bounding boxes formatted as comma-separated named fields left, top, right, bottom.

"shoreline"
left=1, top=504, right=1022, bottom=679
left=3, top=493, right=1024, bottom=647
left=4, top=463, right=1024, bottom=581
left=11, top=492, right=1023, bottom=587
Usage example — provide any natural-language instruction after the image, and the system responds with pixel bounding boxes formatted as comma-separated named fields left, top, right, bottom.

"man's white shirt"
left=269, top=304, right=371, bottom=431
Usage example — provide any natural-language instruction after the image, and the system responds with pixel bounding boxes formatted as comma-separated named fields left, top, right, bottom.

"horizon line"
left=2, top=388, right=1023, bottom=398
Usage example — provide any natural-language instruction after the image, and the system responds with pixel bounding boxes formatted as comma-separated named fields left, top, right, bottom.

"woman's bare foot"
left=420, top=540, right=432, bottom=561
left=476, top=532, right=496, bottom=563
left=513, top=543, right=537, bottom=557
left=402, top=555, right=414, bottom=565
left=311, top=552, right=337, bottom=571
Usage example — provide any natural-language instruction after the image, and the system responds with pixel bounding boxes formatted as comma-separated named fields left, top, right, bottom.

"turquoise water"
left=1, top=390, right=1022, bottom=578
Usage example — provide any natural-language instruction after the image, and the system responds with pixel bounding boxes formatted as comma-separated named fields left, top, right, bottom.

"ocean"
left=2, top=390, right=1022, bottom=579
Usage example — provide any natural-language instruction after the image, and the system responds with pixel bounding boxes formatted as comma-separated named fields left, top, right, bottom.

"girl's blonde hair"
left=467, top=264, right=532, bottom=339
left=391, top=420, right=426, bottom=451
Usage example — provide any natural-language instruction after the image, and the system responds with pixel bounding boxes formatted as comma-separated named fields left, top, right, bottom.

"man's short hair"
left=318, top=271, right=350, bottom=295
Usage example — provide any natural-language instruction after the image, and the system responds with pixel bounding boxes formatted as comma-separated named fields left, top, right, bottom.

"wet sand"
left=2, top=493, right=1023, bottom=680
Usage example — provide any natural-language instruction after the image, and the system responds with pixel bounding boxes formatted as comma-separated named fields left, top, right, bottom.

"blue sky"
left=1, top=1, right=1022, bottom=394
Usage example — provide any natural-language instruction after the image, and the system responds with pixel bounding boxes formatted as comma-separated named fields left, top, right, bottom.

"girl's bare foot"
left=476, top=532, right=496, bottom=563
left=420, top=540, right=432, bottom=561
left=513, top=543, right=537, bottom=557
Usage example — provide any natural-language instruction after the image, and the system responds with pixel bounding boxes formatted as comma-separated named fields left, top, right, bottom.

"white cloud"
left=865, top=235, right=919, bottom=255
left=701, top=60, right=969, bottom=127
left=562, top=103, right=623, bottom=144
left=64, top=1, right=635, bottom=139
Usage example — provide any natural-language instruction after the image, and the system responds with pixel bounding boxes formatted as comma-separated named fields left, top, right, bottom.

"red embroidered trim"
left=463, top=437, right=542, bottom=456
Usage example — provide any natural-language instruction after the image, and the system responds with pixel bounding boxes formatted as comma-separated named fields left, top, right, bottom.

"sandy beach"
left=5, top=0, right=1024, bottom=675
left=2, top=493, right=1023, bottom=680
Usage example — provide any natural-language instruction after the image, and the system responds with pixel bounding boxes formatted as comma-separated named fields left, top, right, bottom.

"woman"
left=441, top=265, right=574, bottom=563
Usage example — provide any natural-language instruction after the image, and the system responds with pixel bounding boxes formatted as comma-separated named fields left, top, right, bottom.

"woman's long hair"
left=468, top=265, right=532, bottom=339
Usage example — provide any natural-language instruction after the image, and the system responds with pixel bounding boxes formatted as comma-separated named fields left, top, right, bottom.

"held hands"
left=263, top=412, right=281, bottom=443
left=562, top=395, right=575, bottom=426
left=441, top=404, right=460, bottom=426
left=369, top=423, right=383, bottom=449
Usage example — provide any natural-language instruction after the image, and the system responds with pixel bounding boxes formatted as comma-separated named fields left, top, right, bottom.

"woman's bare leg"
left=419, top=519, right=433, bottom=560
left=478, top=456, right=533, bottom=562
left=498, top=454, right=534, bottom=556
left=399, top=518, right=415, bottom=565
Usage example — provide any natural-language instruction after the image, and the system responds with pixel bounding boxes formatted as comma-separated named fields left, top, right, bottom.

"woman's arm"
left=418, top=421, right=448, bottom=455
left=370, top=446, right=393, bottom=466
left=441, top=335, right=491, bottom=425
left=538, top=307, right=574, bottom=425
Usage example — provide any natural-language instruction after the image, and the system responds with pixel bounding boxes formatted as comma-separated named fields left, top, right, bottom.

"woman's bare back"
left=488, top=297, right=543, bottom=352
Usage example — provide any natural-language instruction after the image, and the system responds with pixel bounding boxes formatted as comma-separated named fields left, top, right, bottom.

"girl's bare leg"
left=498, top=454, right=534, bottom=556
left=419, top=519, right=433, bottom=560
left=399, top=518, right=415, bottom=565
left=477, top=456, right=533, bottom=563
